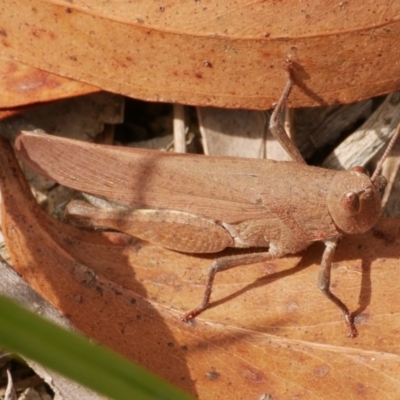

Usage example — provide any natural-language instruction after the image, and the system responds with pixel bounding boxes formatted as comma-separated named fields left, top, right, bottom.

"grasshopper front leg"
left=318, top=239, right=358, bottom=338
left=269, top=62, right=306, bottom=165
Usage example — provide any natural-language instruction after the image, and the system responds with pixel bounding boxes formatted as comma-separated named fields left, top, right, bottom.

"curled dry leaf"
left=2, top=136, right=400, bottom=399
left=0, top=259, right=106, bottom=399
left=1, top=1, right=400, bottom=108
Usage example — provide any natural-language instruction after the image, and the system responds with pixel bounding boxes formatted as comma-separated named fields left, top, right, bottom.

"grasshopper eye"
left=340, top=191, right=360, bottom=215
left=328, top=170, right=382, bottom=234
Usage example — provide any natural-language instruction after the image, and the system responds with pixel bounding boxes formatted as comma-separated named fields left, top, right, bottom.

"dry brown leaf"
left=0, top=57, right=99, bottom=108
left=2, top=134, right=400, bottom=398
left=1, top=1, right=399, bottom=109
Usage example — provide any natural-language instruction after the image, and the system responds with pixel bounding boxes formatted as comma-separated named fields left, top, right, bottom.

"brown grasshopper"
left=14, top=74, right=399, bottom=338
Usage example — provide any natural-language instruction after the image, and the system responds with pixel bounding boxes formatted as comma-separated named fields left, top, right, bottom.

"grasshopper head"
left=327, top=166, right=387, bottom=234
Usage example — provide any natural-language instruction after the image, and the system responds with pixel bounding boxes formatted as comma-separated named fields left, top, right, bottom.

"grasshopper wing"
left=15, top=131, right=332, bottom=226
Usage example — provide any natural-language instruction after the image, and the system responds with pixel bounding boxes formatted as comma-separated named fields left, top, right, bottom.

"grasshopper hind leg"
left=181, top=250, right=277, bottom=322
left=318, top=239, right=358, bottom=338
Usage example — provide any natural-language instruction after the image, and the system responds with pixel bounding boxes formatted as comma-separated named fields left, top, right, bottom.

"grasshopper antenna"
left=371, top=122, right=400, bottom=182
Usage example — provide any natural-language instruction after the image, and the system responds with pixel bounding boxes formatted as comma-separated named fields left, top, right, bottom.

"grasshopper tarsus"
left=181, top=276, right=214, bottom=322
left=284, top=59, right=294, bottom=78
left=181, top=310, right=201, bottom=323
left=345, top=315, right=358, bottom=339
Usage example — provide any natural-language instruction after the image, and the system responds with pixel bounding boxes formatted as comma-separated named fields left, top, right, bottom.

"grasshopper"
left=14, top=71, right=399, bottom=337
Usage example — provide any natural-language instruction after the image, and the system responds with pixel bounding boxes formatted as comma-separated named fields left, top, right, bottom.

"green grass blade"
left=0, top=295, right=194, bottom=400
